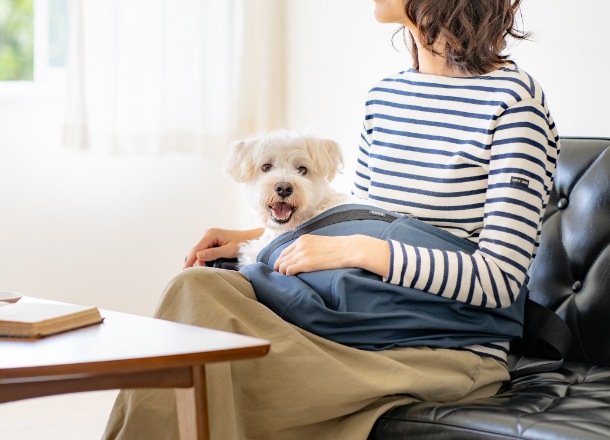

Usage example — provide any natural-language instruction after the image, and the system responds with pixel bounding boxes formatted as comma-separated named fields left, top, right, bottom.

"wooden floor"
left=0, top=391, right=118, bottom=439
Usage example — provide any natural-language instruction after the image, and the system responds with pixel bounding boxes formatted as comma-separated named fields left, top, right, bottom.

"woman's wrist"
left=349, top=235, right=391, bottom=278
left=242, top=228, right=265, bottom=241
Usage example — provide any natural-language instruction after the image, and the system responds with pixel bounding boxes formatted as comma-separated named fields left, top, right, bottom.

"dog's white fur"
left=224, top=130, right=353, bottom=267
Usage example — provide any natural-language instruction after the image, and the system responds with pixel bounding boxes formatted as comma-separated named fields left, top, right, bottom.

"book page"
left=0, top=291, right=23, bottom=303
left=0, top=303, right=97, bottom=324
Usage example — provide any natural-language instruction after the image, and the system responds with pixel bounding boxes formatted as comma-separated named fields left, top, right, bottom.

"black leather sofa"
left=369, top=137, right=610, bottom=440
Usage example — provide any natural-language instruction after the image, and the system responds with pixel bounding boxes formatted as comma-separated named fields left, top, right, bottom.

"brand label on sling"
left=510, top=176, right=530, bottom=188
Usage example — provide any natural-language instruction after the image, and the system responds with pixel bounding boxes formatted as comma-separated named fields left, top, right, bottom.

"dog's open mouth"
left=269, top=202, right=295, bottom=224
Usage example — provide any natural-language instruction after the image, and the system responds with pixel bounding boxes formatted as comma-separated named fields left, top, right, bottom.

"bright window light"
left=0, top=0, right=34, bottom=81
left=0, top=0, right=67, bottom=82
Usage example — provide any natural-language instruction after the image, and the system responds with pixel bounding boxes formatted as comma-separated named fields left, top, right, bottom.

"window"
left=0, top=0, right=34, bottom=80
left=0, top=0, right=67, bottom=82
left=47, top=0, right=67, bottom=68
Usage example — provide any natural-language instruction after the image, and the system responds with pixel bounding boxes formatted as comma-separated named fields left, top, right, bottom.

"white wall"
left=1, top=0, right=608, bottom=317
left=510, top=0, right=610, bottom=137
left=285, top=0, right=406, bottom=191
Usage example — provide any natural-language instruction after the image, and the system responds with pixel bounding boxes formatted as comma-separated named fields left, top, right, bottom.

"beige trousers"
left=103, top=267, right=509, bottom=440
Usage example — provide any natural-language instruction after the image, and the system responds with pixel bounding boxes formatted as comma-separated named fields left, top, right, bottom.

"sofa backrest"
left=527, top=137, right=610, bottom=366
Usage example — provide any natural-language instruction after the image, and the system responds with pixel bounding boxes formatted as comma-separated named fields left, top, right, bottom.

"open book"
left=0, top=298, right=104, bottom=338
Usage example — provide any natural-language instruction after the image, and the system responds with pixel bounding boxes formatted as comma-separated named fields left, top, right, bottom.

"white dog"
left=224, top=130, right=352, bottom=267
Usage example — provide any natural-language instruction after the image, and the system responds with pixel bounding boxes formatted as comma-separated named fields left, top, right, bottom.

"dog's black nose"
left=275, top=182, right=293, bottom=198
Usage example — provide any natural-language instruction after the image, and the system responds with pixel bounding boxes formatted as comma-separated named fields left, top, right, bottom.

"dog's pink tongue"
left=272, top=202, right=292, bottom=219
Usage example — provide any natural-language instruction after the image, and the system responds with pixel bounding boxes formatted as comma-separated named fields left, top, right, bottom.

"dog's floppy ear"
left=223, top=136, right=260, bottom=182
left=303, top=135, right=344, bottom=181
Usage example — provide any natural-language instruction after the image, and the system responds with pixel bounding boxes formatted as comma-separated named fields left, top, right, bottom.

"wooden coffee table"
left=0, top=298, right=270, bottom=440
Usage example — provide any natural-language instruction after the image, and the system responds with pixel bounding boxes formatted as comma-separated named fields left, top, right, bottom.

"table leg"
left=175, top=365, right=209, bottom=440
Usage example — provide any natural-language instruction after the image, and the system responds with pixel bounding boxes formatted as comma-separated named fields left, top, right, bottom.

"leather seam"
left=557, top=210, right=575, bottom=283
left=376, top=418, right=525, bottom=439
left=565, top=147, right=608, bottom=195
left=584, top=240, right=610, bottom=279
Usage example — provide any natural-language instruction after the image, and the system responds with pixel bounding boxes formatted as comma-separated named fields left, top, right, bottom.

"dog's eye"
left=261, top=164, right=272, bottom=172
left=297, top=166, right=307, bottom=175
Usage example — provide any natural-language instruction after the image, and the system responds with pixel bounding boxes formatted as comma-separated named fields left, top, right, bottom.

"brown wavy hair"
left=402, top=0, right=528, bottom=75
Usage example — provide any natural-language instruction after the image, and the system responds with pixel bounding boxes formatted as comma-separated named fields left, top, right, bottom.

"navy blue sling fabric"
left=240, top=204, right=526, bottom=350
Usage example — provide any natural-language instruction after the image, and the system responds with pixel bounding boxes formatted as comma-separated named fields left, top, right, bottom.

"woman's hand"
left=183, top=228, right=264, bottom=269
left=273, top=234, right=391, bottom=278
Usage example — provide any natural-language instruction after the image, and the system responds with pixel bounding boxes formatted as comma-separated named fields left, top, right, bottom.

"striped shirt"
left=352, top=63, right=560, bottom=363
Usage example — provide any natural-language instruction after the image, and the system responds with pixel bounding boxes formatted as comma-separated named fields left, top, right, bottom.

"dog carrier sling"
left=239, top=203, right=527, bottom=351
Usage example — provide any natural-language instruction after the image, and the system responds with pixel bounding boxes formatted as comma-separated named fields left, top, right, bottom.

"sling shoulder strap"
left=509, top=298, right=573, bottom=378
left=259, top=208, right=398, bottom=265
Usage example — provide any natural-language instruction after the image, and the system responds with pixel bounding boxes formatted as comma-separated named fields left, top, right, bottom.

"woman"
left=104, top=1, right=559, bottom=439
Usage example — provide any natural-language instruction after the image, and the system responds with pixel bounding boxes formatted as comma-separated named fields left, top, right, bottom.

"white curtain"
left=64, top=0, right=286, bottom=155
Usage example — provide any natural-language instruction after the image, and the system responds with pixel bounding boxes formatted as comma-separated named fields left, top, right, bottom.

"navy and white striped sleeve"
left=385, top=99, right=559, bottom=308
left=352, top=122, right=373, bottom=199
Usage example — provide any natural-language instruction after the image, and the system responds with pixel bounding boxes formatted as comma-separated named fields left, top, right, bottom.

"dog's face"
left=224, top=130, right=343, bottom=232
